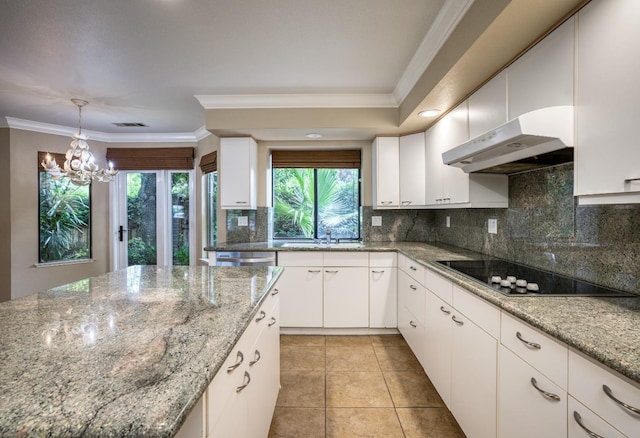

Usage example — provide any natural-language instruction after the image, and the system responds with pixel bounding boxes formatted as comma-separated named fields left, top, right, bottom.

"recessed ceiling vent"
left=113, top=122, right=148, bottom=127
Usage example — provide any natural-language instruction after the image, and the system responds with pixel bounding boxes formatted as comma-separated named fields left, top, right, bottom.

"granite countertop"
left=210, top=241, right=640, bottom=384
left=0, top=265, right=282, bottom=437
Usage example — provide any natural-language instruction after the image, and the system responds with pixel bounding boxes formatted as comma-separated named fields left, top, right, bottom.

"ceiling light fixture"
left=418, top=109, right=441, bottom=118
left=41, top=99, right=118, bottom=186
left=305, top=133, right=323, bottom=139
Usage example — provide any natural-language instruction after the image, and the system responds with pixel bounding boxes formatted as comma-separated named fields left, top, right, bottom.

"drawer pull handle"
left=372, top=270, right=385, bottom=274
left=308, top=269, right=321, bottom=273
left=325, top=270, right=339, bottom=273
left=409, top=320, right=417, bottom=328
left=268, top=317, right=277, bottom=327
left=530, top=377, right=560, bottom=401
left=603, top=384, right=640, bottom=415
left=573, top=411, right=604, bottom=438
left=236, top=371, right=251, bottom=392
left=439, top=306, right=451, bottom=315
left=227, top=351, right=244, bottom=373
left=381, top=201, right=394, bottom=205
left=271, top=288, right=279, bottom=296
left=249, top=349, right=261, bottom=366
left=452, top=315, right=464, bottom=326
left=516, top=331, right=541, bottom=349
left=409, top=285, right=417, bottom=290
left=255, top=310, right=266, bottom=322
left=410, top=266, right=417, bottom=271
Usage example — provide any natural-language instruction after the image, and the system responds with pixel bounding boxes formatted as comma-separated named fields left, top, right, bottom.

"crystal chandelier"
left=41, top=98, right=118, bottom=186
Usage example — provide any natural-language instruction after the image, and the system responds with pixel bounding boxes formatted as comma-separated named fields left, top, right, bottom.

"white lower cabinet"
left=369, top=252, right=397, bottom=328
left=424, top=290, right=453, bottom=407
left=323, top=266, right=368, bottom=327
left=568, top=396, right=626, bottom=438
left=277, top=252, right=323, bottom=328
left=498, top=346, right=567, bottom=438
left=397, top=298, right=426, bottom=366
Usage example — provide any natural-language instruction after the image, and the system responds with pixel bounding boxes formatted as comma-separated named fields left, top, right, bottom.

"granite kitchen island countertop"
left=209, top=241, right=640, bottom=385
left=0, top=265, right=282, bottom=437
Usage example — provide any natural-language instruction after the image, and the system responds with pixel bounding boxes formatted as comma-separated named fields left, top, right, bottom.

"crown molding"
left=5, top=117, right=209, bottom=143
left=194, top=93, right=399, bottom=109
left=393, top=0, right=474, bottom=103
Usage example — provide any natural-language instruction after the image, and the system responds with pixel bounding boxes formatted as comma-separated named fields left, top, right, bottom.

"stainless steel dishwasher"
left=213, top=251, right=277, bottom=266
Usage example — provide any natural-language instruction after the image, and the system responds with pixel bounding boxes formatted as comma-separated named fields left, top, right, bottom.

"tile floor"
left=268, top=334, right=466, bottom=438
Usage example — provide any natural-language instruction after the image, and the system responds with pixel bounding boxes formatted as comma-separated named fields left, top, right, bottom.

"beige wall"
left=0, top=129, right=11, bottom=301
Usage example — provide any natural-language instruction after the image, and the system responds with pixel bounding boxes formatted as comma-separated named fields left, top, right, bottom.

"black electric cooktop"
left=436, top=259, right=636, bottom=297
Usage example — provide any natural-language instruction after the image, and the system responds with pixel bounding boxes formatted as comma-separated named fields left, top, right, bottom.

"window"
left=38, top=153, right=91, bottom=263
left=205, top=172, right=218, bottom=246
left=272, top=150, right=361, bottom=240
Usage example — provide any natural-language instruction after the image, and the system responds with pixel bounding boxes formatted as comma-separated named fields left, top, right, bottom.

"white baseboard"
left=280, top=327, right=399, bottom=336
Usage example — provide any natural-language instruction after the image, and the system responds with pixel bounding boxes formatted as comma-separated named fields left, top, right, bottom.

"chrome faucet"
left=325, top=229, right=332, bottom=245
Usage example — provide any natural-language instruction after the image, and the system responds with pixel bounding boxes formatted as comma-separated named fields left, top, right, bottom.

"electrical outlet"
left=446, top=216, right=451, bottom=228
left=237, top=216, right=248, bottom=227
left=488, top=218, right=497, bottom=234
left=372, top=216, right=382, bottom=227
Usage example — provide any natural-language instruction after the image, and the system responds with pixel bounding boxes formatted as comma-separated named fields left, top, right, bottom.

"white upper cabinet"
left=372, top=137, right=400, bottom=208
left=507, top=17, right=575, bottom=119
left=219, top=137, right=258, bottom=209
left=399, top=132, right=426, bottom=207
left=575, top=0, right=640, bottom=204
left=468, top=70, right=507, bottom=138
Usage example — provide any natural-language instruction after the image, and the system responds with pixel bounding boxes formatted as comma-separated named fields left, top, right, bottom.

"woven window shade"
left=199, top=151, right=217, bottom=174
left=106, top=147, right=194, bottom=170
left=271, top=150, right=361, bottom=169
left=37, top=151, right=66, bottom=172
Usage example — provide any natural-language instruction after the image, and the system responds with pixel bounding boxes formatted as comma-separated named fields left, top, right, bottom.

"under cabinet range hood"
left=442, top=106, right=574, bottom=174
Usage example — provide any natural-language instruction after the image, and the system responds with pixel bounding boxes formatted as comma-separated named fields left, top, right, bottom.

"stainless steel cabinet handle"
left=268, top=317, right=277, bottom=327
left=409, top=284, right=417, bottom=290
left=409, top=320, right=417, bottom=328
left=308, top=269, right=321, bottom=273
left=603, top=384, right=640, bottom=415
left=409, top=266, right=417, bottom=271
left=255, top=310, right=266, bottom=322
left=381, top=201, right=393, bottom=205
left=401, top=200, right=412, bottom=205
left=236, top=371, right=251, bottom=392
left=271, top=288, right=279, bottom=296
left=452, top=315, right=464, bottom=326
left=235, top=201, right=248, bottom=204
left=227, top=351, right=244, bottom=373
left=439, top=306, right=451, bottom=315
left=516, top=331, right=541, bottom=349
left=249, top=349, right=261, bottom=366
left=371, top=270, right=385, bottom=274
left=530, top=377, right=560, bottom=401
left=443, top=197, right=451, bottom=202
left=325, top=270, right=339, bottom=273
left=573, top=411, right=604, bottom=438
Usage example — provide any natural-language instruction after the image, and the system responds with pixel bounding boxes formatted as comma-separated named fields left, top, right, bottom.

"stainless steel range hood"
left=442, top=106, right=574, bottom=174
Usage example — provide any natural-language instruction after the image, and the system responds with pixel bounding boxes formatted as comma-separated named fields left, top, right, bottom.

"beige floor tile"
left=384, top=370, right=446, bottom=407
left=325, top=335, right=372, bottom=347
left=396, top=408, right=466, bottom=438
left=326, top=408, right=404, bottom=438
left=280, top=335, right=326, bottom=347
left=370, top=334, right=407, bottom=347
left=277, top=370, right=325, bottom=407
left=280, top=345, right=325, bottom=371
left=269, top=407, right=325, bottom=438
left=326, top=371, right=393, bottom=407
left=374, top=344, right=423, bottom=371
left=326, top=345, right=379, bottom=371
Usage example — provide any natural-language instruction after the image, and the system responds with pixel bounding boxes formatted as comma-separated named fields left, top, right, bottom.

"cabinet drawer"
left=323, top=251, right=368, bottom=267
left=425, top=269, right=453, bottom=304
left=568, top=396, right=626, bottom=438
left=369, top=251, right=397, bottom=267
left=277, top=251, right=323, bottom=266
left=501, top=312, right=568, bottom=389
left=399, top=255, right=426, bottom=285
left=569, top=350, right=640, bottom=438
left=453, top=285, right=499, bottom=339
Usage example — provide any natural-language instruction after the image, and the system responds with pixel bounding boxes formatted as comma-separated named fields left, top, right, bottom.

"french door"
left=110, top=170, right=195, bottom=270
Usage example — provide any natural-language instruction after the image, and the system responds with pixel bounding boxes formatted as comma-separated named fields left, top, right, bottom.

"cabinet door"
left=498, top=346, right=567, bottom=438
left=323, top=267, right=368, bottom=327
left=441, top=102, right=470, bottom=204
left=575, top=0, right=640, bottom=202
left=508, top=17, right=574, bottom=119
left=399, top=132, right=426, bottom=207
left=277, top=267, right=323, bottom=327
left=424, top=291, right=453, bottom=408
left=468, top=70, right=507, bottom=138
left=372, top=137, right=400, bottom=207
left=369, top=267, right=397, bottom=328
left=398, top=302, right=426, bottom=367
left=568, top=397, right=626, bottom=438
left=451, top=311, right=497, bottom=438
left=424, top=125, right=443, bottom=205
left=219, top=137, right=257, bottom=209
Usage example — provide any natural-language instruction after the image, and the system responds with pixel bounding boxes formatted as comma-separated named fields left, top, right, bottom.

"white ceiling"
left=0, top=0, right=585, bottom=141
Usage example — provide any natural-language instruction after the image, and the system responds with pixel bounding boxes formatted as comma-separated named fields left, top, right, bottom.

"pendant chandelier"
left=41, top=98, right=118, bottom=186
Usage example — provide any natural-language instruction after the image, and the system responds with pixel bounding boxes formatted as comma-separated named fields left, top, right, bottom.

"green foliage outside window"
left=39, top=174, right=91, bottom=263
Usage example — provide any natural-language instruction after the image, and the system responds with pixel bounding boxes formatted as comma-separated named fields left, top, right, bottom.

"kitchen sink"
left=281, top=242, right=364, bottom=249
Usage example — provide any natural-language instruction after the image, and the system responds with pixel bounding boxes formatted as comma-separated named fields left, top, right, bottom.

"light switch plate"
left=488, top=218, right=497, bottom=234
left=446, top=216, right=451, bottom=228
left=238, top=216, right=248, bottom=227
left=372, top=216, right=382, bottom=227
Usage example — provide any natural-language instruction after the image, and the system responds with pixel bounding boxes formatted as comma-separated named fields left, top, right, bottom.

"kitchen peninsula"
left=0, top=265, right=282, bottom=437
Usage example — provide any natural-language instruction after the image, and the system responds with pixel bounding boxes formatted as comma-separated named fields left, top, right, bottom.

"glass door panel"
left=171, top=172, right=189, bottom=265
left=127, top=172, right=157, bottom=266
